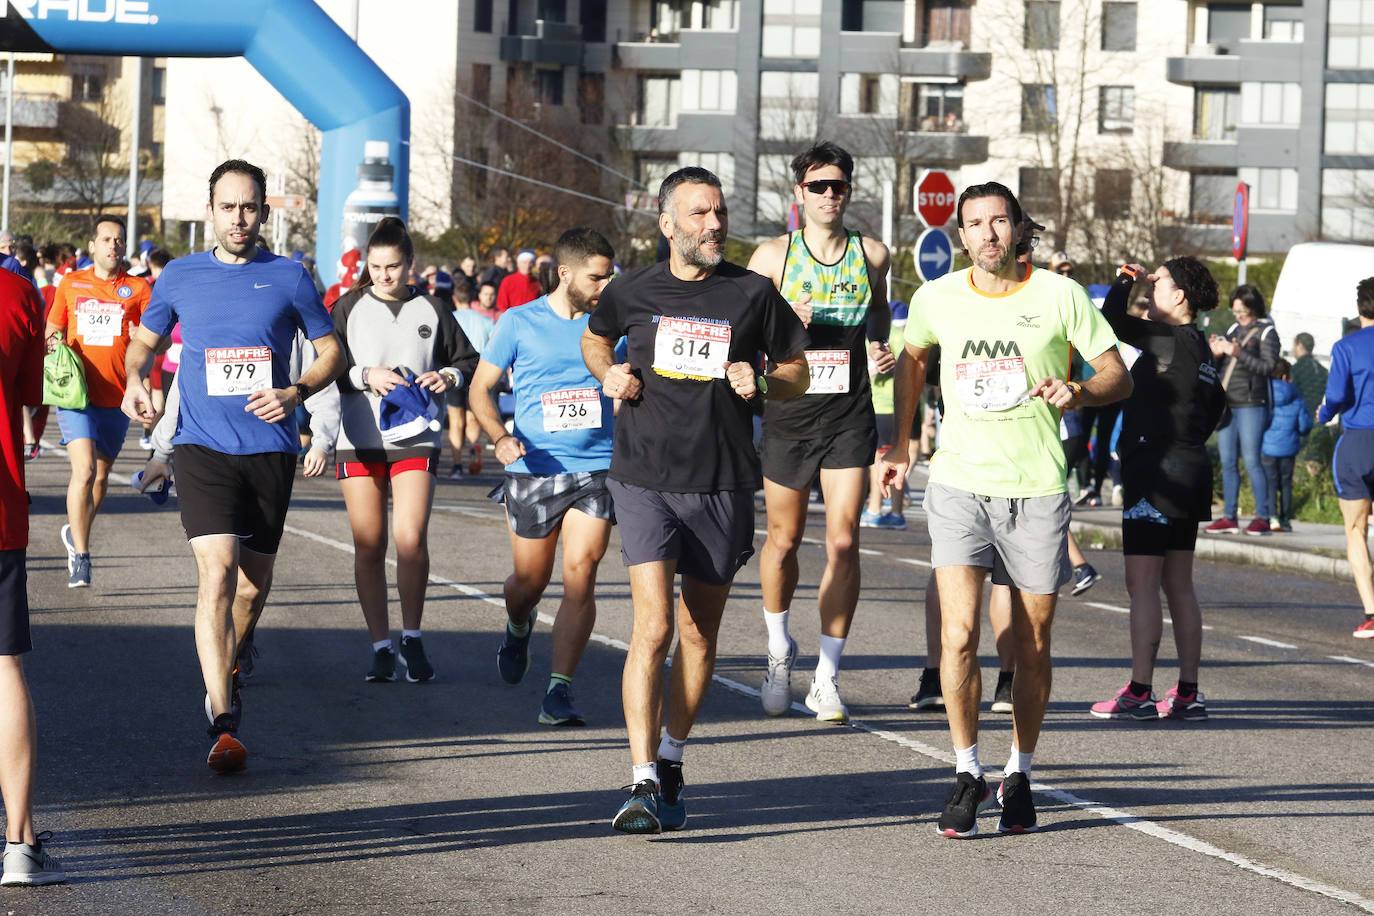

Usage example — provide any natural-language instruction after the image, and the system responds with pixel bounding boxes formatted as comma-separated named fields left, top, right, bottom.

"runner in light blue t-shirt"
left=469, top=228, right=619, bottom=728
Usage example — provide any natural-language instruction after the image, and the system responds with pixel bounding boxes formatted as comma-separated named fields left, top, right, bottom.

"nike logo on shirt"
left=254, top=283, right=271, bottom=289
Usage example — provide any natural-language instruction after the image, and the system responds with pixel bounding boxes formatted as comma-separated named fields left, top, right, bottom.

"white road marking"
left=1329, top=654, right=1374, bottom=669
left=896, top=557, right=934, bottom=568
left=1238, top=635, right=1298, bottom=650
left=283, top=518, right=1374, bottom=914
left=858, top=548, right=882, bottom=556
left=1085, top=601, right=1129, bottom=615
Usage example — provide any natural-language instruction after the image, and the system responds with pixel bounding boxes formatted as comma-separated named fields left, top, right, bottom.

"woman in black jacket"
left=1089, top=258, right=1226, bottom=723
left=1205, top=284, right=1280, bottom=535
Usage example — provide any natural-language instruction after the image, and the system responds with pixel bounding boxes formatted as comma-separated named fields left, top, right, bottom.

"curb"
left=1071, top=520, right=1353, bottom=582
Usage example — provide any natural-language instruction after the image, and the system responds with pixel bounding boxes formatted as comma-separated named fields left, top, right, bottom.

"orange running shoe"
left=206, top=714, right=246, bottom=773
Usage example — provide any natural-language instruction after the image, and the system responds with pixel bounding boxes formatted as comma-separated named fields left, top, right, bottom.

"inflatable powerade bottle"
left=341, top=140, right=401, bottom=252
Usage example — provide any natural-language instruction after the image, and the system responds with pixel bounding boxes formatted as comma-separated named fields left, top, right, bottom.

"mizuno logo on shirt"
left=254, top=283, right=271, bottom=289
left=961, top=339, right=1022, bottom=359
left=1017, top=315, right=1040, bottom=328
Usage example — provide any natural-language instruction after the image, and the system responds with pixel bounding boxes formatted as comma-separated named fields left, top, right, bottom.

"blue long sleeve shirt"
left=1318, top=325, right=1374, bottom=429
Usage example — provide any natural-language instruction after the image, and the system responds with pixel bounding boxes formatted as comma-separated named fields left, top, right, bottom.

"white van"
left=1268, top=241, right=1374, bottom=360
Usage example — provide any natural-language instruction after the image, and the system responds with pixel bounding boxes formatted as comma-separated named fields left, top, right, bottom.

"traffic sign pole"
left=1233, top=181, right=1250, bottom=286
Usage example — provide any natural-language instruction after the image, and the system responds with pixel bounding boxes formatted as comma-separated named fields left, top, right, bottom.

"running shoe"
left=1, top=832, right=66, bottom=886
left=138, top=434, right=154, bottom=451
left=235, top=633, right=258, bottom=683
left=447, top=464, right=463, bottom=480
left=1204, top=517, right=1239, bottom=534
left=60, top=524, right=76, bottom=573
left=67, top=554, right=90, bottom=589
left=496, top=612, right=536, bottom=684
left=23, top=442, right=39, bottom=461
left=991, top=670, right=1014, bottom=713
left=203, top=676, right=243, bottom=728
left=206, top=713, right=246, bottom=773
left=760, top=637, right=797, bottom=716
left=611, top=780, right=661, bottom=834
left=908, top=667, right=944, bottom=709
left=398, top=635, right=435, bottom=682
left=874, top=512, right=907, bottom=530
left=804, top=674, right=849, bottom=723
left=1073, top=486, right=1097, bottom=507
left=1156, top=685, right=1207, bottom=721
left=467, top=445, right=483, bottom=476
left=936, top=772, right=992, bottom=838
left=1243, top=517, right=1271, bottom=536
left=1071, top=563, right=1100, bottom=596
left=1110, top=484, right=1124, bottom=507
left=538, top=681, right=585, bottom=726
left=1089, top=684, right=1157, bottom=720
left=1354, top=617, right=1374, bottom=639
left=996, top=772, right=1038, bottom=833
left=859, top=509, right=883, bottom=528
left=366, top=646, right=397, bottom=683
left=657, top=759, right=686, bottom=831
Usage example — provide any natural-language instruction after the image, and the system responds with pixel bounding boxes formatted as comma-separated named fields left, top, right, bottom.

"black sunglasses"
left=801, top=179, right=851, bottom=196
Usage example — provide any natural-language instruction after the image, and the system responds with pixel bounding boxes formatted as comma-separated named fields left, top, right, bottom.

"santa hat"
left=378, top=372, right=441, bottom=443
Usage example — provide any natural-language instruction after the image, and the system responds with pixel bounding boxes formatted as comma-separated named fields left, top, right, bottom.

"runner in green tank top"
left=747, top=142, right=893, bottom=723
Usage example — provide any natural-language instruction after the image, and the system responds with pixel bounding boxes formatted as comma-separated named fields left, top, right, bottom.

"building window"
left=840, top=73, right=896, bottom=116
left=150, top=65, right=166, bottom=105
left=1262, top=4, right=1303, bottom=41
left=1094, top=169, right=1132, bottom=217
left=636, top=74, right=681, bottom=127
left=1194, top=86, right=1240, bottom=140
left=72, top=72, right=103, bottom=103
left=1024, top=1, right=1060, bottom=50
left=1329, top=0, right=1374, bottom=67
left=537, top=0, right=566, bottom=21
left=472, top=63, right=491, bottom=106
left=474, top=0, right=493, bottom=33
left=1239, top=166, right=1298, bottom=211
left=1099, top=85, right=1134, bottom=134
left=536, top=68, right=564, bottom=106
left=1241, top=81, right=1300, bottom=126
left=1207, top=2, right=1251, bottom=45
left=636, top=154, right=679, bottom=189
left=756, top=153, right=794, bottom=223
left=681, top=69, right=738, bottom=113
left=902, top=82, right=965, bottom=131
left=578, top=72, right=604, bottom=124
left=580, top=0, right=606, bottom=41
left=1324, top=83, right=1374, bottom=155
left=1322, top=168, right=1374, bottom=239
left=841, top=0, right=862, bottom=31
left=1189, top=171, right=1237, bottom=222
left=923, top=0, right=971, bottom=47
left=762, top=0, right=821, bottom=58
left=1021, top=84, right=1056, bottom=133
left=679, top=151, right=735, bottom=195
left=759, top=70, right=818, bottom=140
left=1019, top=167, right=1056, bottom=215
left=694, top=0, right=739, bottom=30
left=647, top=0, right=684, bottom=40
left=1101, top=2, right=1136, bottom=51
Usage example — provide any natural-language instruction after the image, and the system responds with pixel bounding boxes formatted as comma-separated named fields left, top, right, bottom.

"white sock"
left=402, top=629, right=422, bottom=640
left=954, top=743, right=983, bottom=779
left=657, top=732, right=686, bottom=762
left=815, top=634, right=846, bottom=681
left=372, top=639, right=392, bottom=652
left=763, top=609, right=791, bottom=657
left=632, top=761, right=658, bottom=786
left=1004, top=746, right=1034, bottom=778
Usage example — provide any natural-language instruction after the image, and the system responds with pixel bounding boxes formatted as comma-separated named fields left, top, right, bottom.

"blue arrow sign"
left=915, top=228, right=954, bottom=282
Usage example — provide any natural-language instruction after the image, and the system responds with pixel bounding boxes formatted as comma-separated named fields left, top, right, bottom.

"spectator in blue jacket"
left=1262, top=358, right=1312, bottom=533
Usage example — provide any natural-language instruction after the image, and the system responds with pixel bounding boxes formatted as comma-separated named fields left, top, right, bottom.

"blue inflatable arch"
left=0, top=0, right=409, bottom=278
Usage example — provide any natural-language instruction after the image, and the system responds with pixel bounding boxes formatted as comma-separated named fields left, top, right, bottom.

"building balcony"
left=898, top=128, right=988, bottom=164
left=898, top=45, right=992, bottom=81
left=1167, top=39, right=1302, bottom=85
left=1166, top=49, right=1241, bottom=85
left=500, top=20, right=584, bottom=66
left=615, top=112, right=735, bottom=151
left=2, top=92, right=59, bottom=129
left=1163, top=139, right=1238, bottom=170
left=1164, top=128, right=1300, bottom=170
left=612, top=29, right=731, bottom=70
left=1178, top=212, right=1300, bottom=257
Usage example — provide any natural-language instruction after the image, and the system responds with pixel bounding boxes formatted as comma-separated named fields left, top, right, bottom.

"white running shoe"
left=805, top=674, right=849, bottom=723
left=60, top=524, right=76, bottom=574
left=761, top=638, right=798, bottom=716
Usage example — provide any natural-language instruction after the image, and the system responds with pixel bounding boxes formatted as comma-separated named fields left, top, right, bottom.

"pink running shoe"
left=1089, top=684, right=1157, bottom=720
left=1156, top=685, right=1207, bottom=721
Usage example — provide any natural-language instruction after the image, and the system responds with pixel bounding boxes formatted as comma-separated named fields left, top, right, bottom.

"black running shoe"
left=997, top=772, right=1038, bottom=833
left=398, top=636, right=435, bottom=682
left=657, top=759, right=686, bottom=831
left=936, top=772, right=992, bottom=838
left=908, top=667, right=944, bottom=710
left=991, top=670, right=1014, bottom=713
left=366, top=646, right=397, bottom=683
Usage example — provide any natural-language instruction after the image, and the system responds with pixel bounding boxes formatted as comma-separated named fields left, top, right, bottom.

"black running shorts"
left=606, top=480, right=755, bottom=586
left=0, top=549, right=32, bottom=656
left=761, top=423, right=878, bottom=490
left=176, top=444, right=297, bottom=555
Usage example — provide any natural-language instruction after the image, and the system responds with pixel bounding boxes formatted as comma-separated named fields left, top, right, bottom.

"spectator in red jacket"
left=495, top=249, right=542, bottom=313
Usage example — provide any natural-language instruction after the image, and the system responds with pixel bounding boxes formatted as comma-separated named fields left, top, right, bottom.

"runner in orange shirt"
left=44, top=216, right=151, bottom=588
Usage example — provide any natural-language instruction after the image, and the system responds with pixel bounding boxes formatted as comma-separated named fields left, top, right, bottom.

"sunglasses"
left=801, top=179, right=851, bottom=196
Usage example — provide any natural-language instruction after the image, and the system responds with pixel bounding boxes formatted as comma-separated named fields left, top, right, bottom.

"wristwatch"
left=293, top=380, right=314, bottom=402
left=1064, top=381, right=1082, bottom=405
left=756, top=374, right=769, bottom=398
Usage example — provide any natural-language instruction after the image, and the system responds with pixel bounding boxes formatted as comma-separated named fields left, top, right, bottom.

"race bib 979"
left=205, top=346, right=272, bottom=396
left=653, top=317, right=730, bottom=381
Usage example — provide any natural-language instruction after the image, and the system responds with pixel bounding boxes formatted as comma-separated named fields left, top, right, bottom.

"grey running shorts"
left=606, top=479, right=755, bottom=586
left=923, top=481, right=1072, bottom=595
left=761, top=424, right=878, bottom=490
left=0, top=549, right=32, bottom=656
left=491, top=470, right=614, bottom=539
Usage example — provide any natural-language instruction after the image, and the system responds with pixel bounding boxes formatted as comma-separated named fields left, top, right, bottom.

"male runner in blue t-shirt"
left=469, top=227, right=618, bottom=727
left=122, top=159, right=342, bottom=773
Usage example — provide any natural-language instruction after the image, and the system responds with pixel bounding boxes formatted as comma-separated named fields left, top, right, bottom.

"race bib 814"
left=652, top=317, right=730, bottom=381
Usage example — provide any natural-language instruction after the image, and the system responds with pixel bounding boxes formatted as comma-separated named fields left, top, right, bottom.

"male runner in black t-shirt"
left=582, top=166, right=811, bottom=834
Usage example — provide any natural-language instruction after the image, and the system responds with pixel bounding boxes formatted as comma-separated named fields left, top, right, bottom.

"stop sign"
left=916, top=170, right=957, bottom=227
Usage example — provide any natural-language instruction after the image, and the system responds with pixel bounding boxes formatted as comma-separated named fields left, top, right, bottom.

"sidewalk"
left=904, top=465, right=1359, bottom=583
